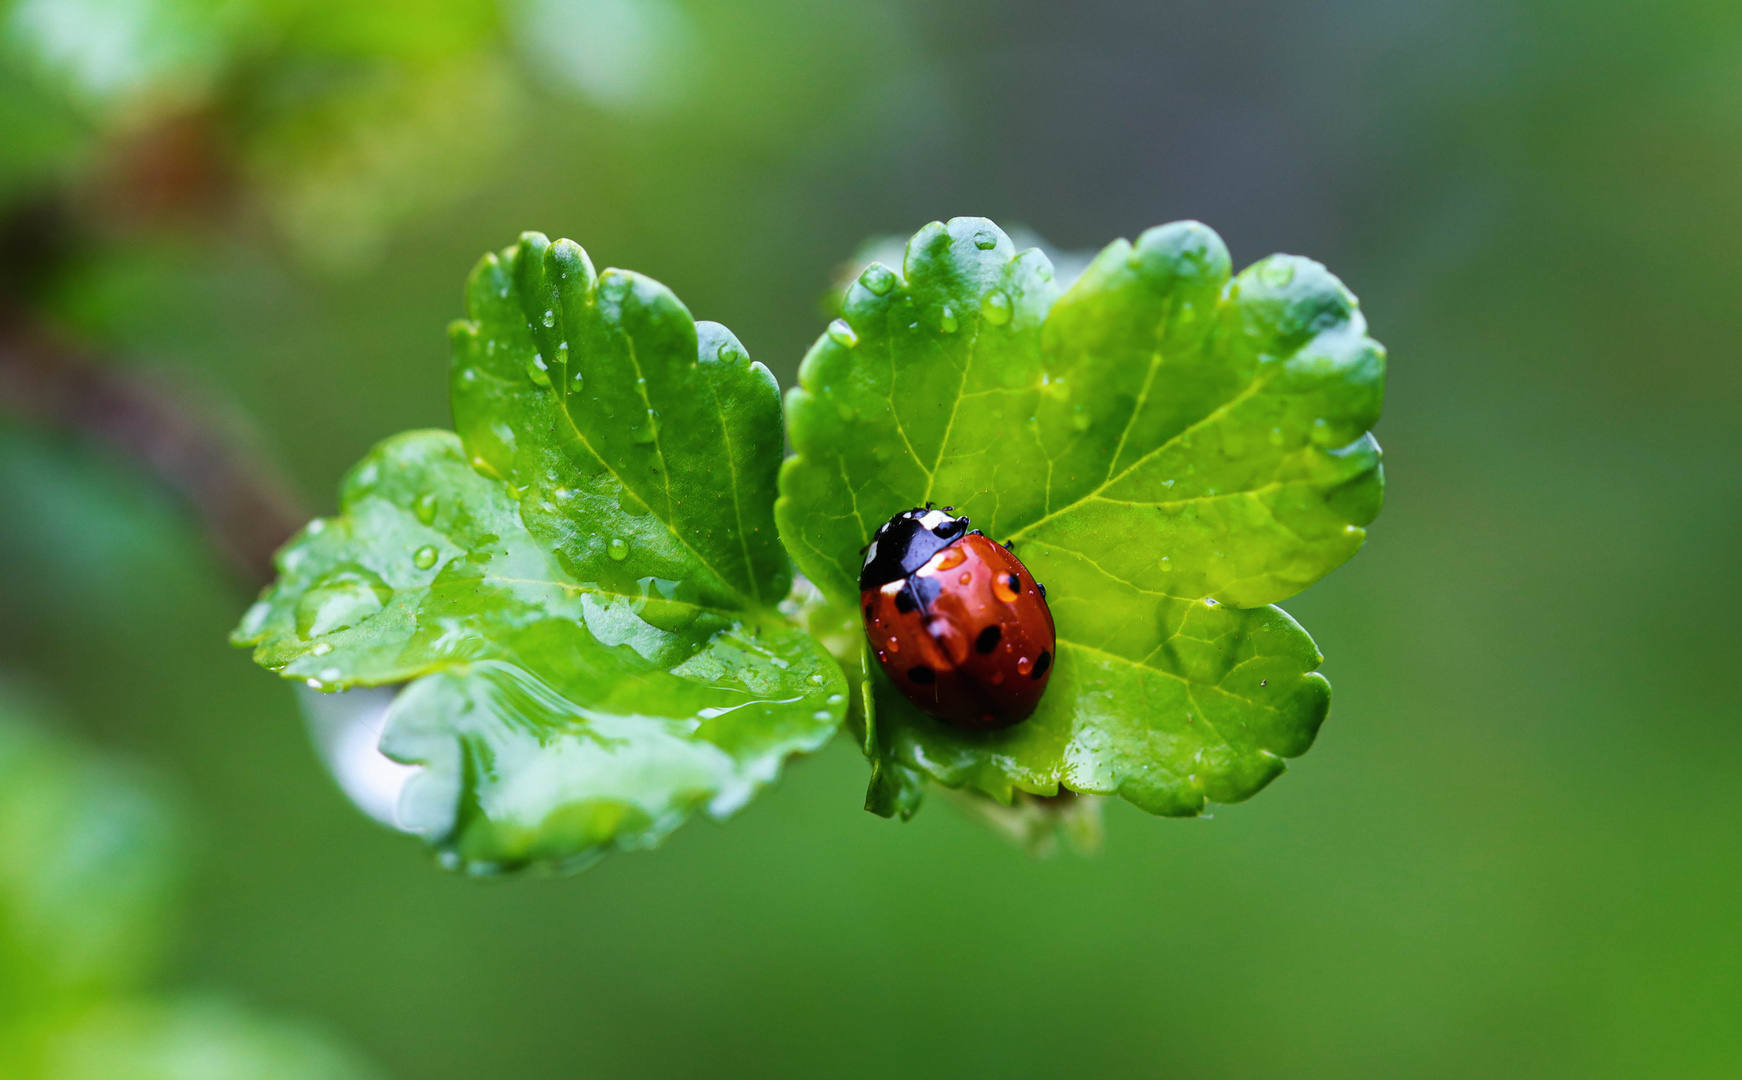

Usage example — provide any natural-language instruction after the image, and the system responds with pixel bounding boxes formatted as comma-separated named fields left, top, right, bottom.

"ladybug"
left=860, top=506, right=1056, bottom=731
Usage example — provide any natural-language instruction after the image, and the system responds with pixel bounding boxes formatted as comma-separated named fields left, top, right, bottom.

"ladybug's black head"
left=859, top=507, right=970, bottom=591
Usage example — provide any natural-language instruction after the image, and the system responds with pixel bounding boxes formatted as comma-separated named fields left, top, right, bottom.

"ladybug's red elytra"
left=860, top=506, right=1056, bottom=731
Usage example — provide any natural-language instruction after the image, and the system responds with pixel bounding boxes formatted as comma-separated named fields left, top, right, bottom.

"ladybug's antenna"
left=924, top=501, right=934, bottom=510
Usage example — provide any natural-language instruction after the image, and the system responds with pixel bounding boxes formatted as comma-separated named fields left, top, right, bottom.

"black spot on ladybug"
left=894, top=587, right=918, bottom=614
left=1006, top=573, right=1022, bottom=593
left=863, top=603, right=873, bottom=621
left=976, top=625, right=1002, bottom=654
left=908, top=665, right=936, bottom=684
left=1031, top=650, right=1051, bottom=679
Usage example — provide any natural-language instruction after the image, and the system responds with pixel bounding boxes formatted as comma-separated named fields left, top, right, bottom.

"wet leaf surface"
left=236, top=235, right=845, bottom=872
left=779, top=218, right=1384, bottom=816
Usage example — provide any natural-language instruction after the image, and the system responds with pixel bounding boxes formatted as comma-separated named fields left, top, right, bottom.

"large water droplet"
left=1258, top=259, right=1296, bottom=288
left=827, top=319, right=859, bottom=347
left=608, top=537, right=629, bottom=561
left=295, top=572, right=391, bottom=639
left=413, top=493, right=438, bottom=524
left=859, top=263, right=896, bottom=296
left=974, top=232, right=998, bottom=250
left=938, top=305, right=958, bottom=334
left=527, top=353, right=551, bottom=388
left=413, top=545, right=439, bottom=570
left=981, top=289, right=1012, bottom=326
left=541, top=309, right=556, bottom=328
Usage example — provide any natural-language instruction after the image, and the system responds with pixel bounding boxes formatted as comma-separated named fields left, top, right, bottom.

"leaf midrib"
left=546, top=336, right=754, bottom=611
left=1006, top=366, right=1278, bottom=543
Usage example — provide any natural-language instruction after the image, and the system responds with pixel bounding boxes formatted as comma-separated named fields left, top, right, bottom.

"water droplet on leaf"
left=1258, top=259, right=1296, bottom=288
left=938, top=305, right=958, bottom=333
left=827, top=319, right=858, bottom=347
left=608, top=538, right=629, bottom=561
left=859, top=263, right=896, bottom=296
left=414, top=493, right=438, bottom=524
left=527, top=353, right=551, bottom=388
left=981, top=289, right=1012, bottom=325
left=413, top=545, right=439, bottom=570
left=294, top=571, right=391, bottom=639
left=541, top=309, right=556, bottom=328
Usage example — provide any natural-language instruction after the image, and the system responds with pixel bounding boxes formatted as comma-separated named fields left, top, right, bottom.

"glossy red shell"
left=862, top=532, right=1056, bottom=731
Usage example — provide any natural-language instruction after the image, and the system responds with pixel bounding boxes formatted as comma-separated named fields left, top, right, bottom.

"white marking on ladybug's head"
left=861, top=539, right=879, bottom=568
left=917, top=509, right=951, bottom=531
left=879, top=580, right=904, bottom=596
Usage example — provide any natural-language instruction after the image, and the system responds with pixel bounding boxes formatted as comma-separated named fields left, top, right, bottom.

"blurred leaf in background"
left=0, top=682, right=181, bottom=1016
left=0, top=683, right=383, bottom=1078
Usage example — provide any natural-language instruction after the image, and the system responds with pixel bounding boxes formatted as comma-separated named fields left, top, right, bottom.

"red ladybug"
left=860, top=506, right=1056, bottom=731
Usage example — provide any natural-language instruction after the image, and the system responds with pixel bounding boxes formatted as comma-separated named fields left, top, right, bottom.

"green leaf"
left=235, top=234, right=847, bottom=873
left=778, top=217, right=1384, bottom=816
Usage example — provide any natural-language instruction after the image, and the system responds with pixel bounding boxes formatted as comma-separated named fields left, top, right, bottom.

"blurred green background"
left=2, top=0, right=1740, bottom=1076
